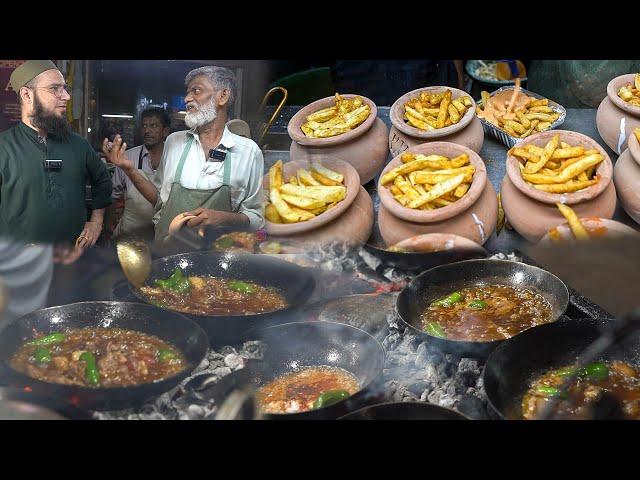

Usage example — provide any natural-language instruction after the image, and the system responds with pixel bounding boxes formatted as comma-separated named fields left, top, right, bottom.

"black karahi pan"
left=339, top=401, right=469, bottom=420
left=213, top=321, right=386, bottom=419
left=128, top=252, right=317, bottom=347
left=482, top=317, right=634, bottom=420
left=396, top=259, right=570, bottom=358
left=0, top=302, right=209, bottom=411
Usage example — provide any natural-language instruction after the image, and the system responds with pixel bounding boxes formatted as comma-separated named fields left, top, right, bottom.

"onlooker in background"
left=330, top=60, right=465, bottom=106
left=527, top=60, right=640, bottom=108
left=109, top=107, right=170, bottom=240
left=0, top=60, right=112, bottom=262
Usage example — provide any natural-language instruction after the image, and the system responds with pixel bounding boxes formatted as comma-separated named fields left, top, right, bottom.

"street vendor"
left=0, top=60, right=112, bottom=259
left=103, top=66, right=264, bottom=241
left=109, top=107, right=171, bottom=240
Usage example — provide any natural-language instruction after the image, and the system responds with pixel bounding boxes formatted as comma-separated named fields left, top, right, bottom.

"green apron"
left=155, top=136, right=232, bottom=241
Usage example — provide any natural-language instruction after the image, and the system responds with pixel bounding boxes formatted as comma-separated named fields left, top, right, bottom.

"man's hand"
left=102, top=134, right=133, bottom=172
left=53, top=244, right=84, bottom=265
left=76, top=221, right=102, bottom=249
left=184, top=208, right=248, bottom=236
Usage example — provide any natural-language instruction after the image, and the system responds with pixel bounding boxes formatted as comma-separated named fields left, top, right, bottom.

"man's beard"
left=184, top=99, right=217, bottom=129
left=30, top=94, right=71, bottom=141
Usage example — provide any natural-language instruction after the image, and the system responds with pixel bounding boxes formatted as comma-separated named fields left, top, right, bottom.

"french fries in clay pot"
left=596, top=74, right=640, bottom=154
left=377, top=142, right=497, bottom=246
left=262, top=155, right=373, bottom=248
left=288, top=93, right=388, bottom=185
left=501, top=130, right=617, bottom=243
left=613, top=128, right=640, bottom=224
left=388, top=86, right=484, bottom=158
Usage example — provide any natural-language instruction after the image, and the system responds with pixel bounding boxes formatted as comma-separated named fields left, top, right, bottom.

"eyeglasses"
left=32, top=84, right=71, bottom=98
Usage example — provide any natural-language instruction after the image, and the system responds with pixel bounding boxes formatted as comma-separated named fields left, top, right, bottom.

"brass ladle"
left=116, top=237, right=152, bottom=289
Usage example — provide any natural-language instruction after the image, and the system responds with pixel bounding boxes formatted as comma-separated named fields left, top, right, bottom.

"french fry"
left=297, top=169, right=321, bottom=186
left=270, top=188, right=315, bottom=223
left=408, top=174, right=466, bottom=209
left=450, top=154, right=470, bottom=168
left=448, top=104, right=461, bottom=124
left=301, top=94, right=371, bottom=138
left=309, top=205, right=328, bottom=215
left=279, top=184, right=346, bottom=203
left=306, top=106, right=337, bottom=123
left=310, top=170, right=341, bottom=186
left=555, top=203, right=588, bottom=240
left=524, top=134, right=560, bottom=174
left=265, top=203, right=282, bottom=223
left=280, top=194, right=326, bottom=210
left=390, top=185, right=402, bottom=196
left=454, top=183, right=470, bottom=198
left=381, top=156, right=451, bottom=184
left=533, top=179, right=599, bottom=193
left=394, top=175, right=421, bottom=200
left=401, top=152, right=416, bottom=163
left=634, top=127, right=640, bottom=143
left=282, top=205, right=317, bottom=224
left=269, top=160, right=283, bottom=189
left=618, top=75, right=640, bottom=106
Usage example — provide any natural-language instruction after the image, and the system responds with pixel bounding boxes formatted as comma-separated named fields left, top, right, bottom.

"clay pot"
left=377, top=142, right=497, bottom=246
left=501, top=130, right=617, bottom=243
left=388, top=86, right=484, bottom=157
left=539, top=217, right=639, bottom=246
left=288, top=94, right=389, bottom=185
left=613, top=132, right=640, bottom=224
left=596, top=74, right=640, bottom=154
left=263, top=156, right=373, bottom=248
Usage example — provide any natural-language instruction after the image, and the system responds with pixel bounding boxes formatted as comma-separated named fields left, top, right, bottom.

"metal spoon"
left=116, top=237, right=152, bottom=289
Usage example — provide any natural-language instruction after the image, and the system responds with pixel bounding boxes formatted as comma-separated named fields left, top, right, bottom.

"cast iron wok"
left=129, top=252, right=316, bottom=347
left=0, top=302, right=208, bottom=411
left=396, top=259, right=569, bottom=357
left=216, top=321, right=386, bottom=419
left=339, top=401, right=468, bottom=420
left=482, top=317, right=635, bottom=420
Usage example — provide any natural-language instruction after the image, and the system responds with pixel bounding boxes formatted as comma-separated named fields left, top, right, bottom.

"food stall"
left=1, top=66, right=640, bottom=421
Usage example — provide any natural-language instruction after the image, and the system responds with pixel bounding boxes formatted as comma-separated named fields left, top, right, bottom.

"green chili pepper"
left=467, top=300, right=487, bottom=310
left=424, top=322, right=447, bottom=338
left=79, top=351, right=100, bottom=386
left=581, top=362, right=609, bottom=381
left=228, top=280, right=256, bottom=294
left=155, top=268, right=190, bottom=294
left=431, top=291, right=464, bottom=308
left=214, top=237, right=236, bottom=249
left=26, top=332, right=65, bottom=346
left=312, top=389, right=350, bottom=409
left=554, top=366, right=578, bottom=377
left=34, top=347, right=51, bottom=364
left=536, top=386, right=567, bottom=398
left=158, top=349, right=178, bottom=362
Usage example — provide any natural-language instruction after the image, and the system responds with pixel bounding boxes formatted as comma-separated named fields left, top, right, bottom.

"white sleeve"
left=237, top=146, right=265, bottom=230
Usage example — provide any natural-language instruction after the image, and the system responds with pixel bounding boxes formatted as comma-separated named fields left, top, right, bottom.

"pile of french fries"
left=301, top=93, right=371, bottom=138
left=380, top=152, right=475, bottom=210
left=551, top=203, right=590, bottom=241
left=477, top=86, right=561, bottom=138
left=509, top=134, right=604, bottom=194
left=402, top=89, right=473, bottom=130
left=265, top=160, right=347, bottom=224
left=617, top=74, right=640, bottom=106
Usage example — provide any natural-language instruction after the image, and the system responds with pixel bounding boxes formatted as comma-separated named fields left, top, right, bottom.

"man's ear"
left=20, top=86, right=33, bottom=105
left=162, top=126, right=170, bottom=138
left=217, top=88, right=230, bottom=107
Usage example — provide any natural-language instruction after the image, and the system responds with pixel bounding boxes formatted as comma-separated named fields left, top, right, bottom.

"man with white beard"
left=102, top=66, right=264, bottom=240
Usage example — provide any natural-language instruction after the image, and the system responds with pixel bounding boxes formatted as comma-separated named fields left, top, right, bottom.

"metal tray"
left=476, top=86, right=566, bottom=148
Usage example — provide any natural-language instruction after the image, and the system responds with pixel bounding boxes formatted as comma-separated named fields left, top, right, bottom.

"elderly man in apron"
left=102, top=65, right=264, bottom=242
left=109, top=107, right=170, bottom=240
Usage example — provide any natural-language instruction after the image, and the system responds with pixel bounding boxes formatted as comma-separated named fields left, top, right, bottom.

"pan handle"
left=257, top=87, right=288, bottom=147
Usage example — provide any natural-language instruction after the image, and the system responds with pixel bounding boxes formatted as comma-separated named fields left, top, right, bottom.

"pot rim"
left=263, top=156, right=361, bottom=235
left=287, top=94, right=378, bottom=147
left=506, top=129, right=613, bottom=205
left=389, top=86, right=476, bottom=139
left=377, top=142, right=487, bottom=223
left=607, top=73, right=640, bottom=117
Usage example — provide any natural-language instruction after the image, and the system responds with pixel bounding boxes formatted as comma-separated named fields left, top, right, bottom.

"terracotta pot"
left=377, top=142, right=497, bottom=246
left=267, top=186, right=373, bottom=249
left=596, top=74, right=640, bottom=154
left=388, top=86, right=484, bottom=157
left=288, top=94, right=389, bottom=184
left=613, top=133, right=640, bottom=224
left=263, top=156, right=360, bottom=235
left=501, top=130, right=617, bottom=242
left=539, top=217, right=639, bottom=246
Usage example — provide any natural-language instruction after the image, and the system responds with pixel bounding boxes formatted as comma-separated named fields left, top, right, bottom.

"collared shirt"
left=0, top=122, right=112, bottom=244
left=154, top=125, right=265, bottom=230
left=111, top=145, right=162, bottom=200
